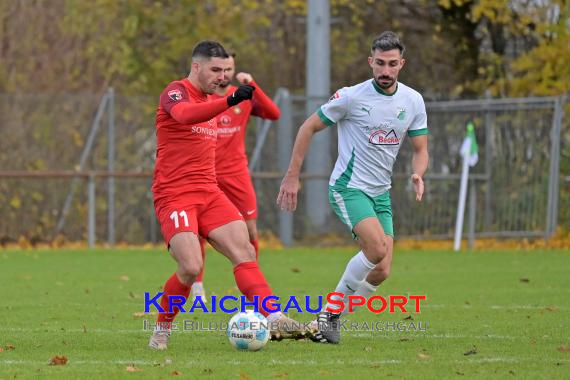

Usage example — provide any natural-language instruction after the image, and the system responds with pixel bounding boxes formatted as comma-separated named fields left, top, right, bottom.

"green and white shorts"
left=328, top=185, right=394, bottom=238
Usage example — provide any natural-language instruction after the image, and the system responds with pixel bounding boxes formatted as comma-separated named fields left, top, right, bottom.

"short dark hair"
left=191, top=40, right=229, bottom=60
left=371, top=31, right=405, bottom=56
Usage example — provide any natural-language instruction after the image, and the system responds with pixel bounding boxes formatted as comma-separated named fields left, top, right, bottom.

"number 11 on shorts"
left=170, top=210, right=189, bottom=228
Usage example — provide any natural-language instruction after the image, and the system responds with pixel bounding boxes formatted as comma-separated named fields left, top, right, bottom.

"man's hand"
left=411, top=173, right=424, bottom=202
left=236, top=72, right=253, bottom=85
left=277, top=175, right=300, bottom=211
left=227, top=85, right=255, bottom=106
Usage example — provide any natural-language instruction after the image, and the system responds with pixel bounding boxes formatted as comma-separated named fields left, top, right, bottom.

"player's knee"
left=362, top=237, right=388, bottom=262
left=177, top=261, right=203, bottom=284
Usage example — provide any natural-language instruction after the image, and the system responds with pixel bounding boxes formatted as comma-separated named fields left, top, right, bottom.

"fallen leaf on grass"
left=0, top=347, right=4, bottom=353
left=399, top=337, right=413, bottom=342
left=558, top=345, right=570, bottom=353
left=463, top=346, right=478, bottom=356
left=126, top=364, right=141, bottom=372
left=274, top=371, right=288, bottom=378
left=291, top=267, right=301, bottom=273
left=120, top=275, right=130, bottom=282
left=129, top=291, right=138, bottom=299
left=49, top=355, right=68, bottom=365
left=133, top=312, right=157, bottom=318
left=171, top=370, right=182, bottom=376
left=363, top=346, right=373, bottom=352
left=5, top=344, right=15, bottom=350
left=403, top=315, right=414, bottom=320
left=545, top=305, right=558, bottom=312
left=418, top=353, right=430, bottom=360
left=240, top=372, right=249, bottom=380
left=519, top=278, right=530, bottom=283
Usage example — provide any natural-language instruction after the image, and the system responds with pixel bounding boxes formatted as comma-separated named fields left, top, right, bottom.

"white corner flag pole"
left=453, top=143, right=471, bottom=251
left=454, top=122, right=478, bottom=252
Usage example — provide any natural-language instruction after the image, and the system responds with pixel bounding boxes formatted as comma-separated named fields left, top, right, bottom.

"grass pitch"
left=1, top=246, right=569, bottom=379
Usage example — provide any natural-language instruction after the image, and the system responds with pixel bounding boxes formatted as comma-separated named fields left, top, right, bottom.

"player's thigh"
left=244, top=219, right=258, bottom=241
left=218, top=174, right=258, bottom=219
left=155, top=197, right=200, bottom=248
left=353, top=217, right=388, bottom=263
left=372, top=191, right=394, bottom=238
left=207, top=221, right=255, bottom=266
left=198, top=191, right=254, bottom=265
left=329, top=186, right=376, bottom=233
left=168, top=231, right=204, bottom=275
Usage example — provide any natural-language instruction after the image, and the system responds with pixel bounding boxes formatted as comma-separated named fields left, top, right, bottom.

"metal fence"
left=0, top=89, right=566, bottom=246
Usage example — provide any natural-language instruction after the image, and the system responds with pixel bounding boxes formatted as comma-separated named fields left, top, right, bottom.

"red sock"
left=250, top=239, right=259, bottom=261
left=233, top=261, right=274, bottom=317
left=195, top=238, right=206, bottom=283
left=156, top=273, right=191, bottom=329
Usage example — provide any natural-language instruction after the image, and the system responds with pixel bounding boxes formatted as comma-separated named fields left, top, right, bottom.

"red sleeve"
left=160, top=82, right=189, bottom=114
left=249, top=81, right=281, bottom=120
left=160, top=82, right=230, bottom=124
left=170, top=98, right=229, bottom=124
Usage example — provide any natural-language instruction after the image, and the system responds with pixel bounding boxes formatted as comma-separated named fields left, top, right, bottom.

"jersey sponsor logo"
left=191, top=125, right=217, bottom=138
left=369, top=129, right=401, bottom=146
left=328, top=91, right=341, bottom=102
left=220, top=115, right=232, bottom=126
left=396, top=107, right=407, bottom=121
left=246, top=210, right=255, bottom=215
left=218, top=126, right=241, bottom=135
left=167, top=89, right=183, bottom=101
left=361, top=105, right=372, bottom=116
left=233, top=106, right=242, bottom=114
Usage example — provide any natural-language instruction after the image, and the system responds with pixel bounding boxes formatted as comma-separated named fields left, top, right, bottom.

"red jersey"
left=152, top=79, right=230, bottom=199
left=209, top=81, right=280, bottom=177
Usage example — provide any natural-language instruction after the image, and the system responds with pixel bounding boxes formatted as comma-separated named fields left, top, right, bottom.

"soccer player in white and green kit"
left=277, top=31, right=429, bottom=343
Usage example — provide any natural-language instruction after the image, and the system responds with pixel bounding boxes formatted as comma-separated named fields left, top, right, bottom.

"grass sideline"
left=1, top=247, right=569, bottom=379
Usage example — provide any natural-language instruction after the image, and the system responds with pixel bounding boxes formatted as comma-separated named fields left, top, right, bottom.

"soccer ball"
left=227, top=310, right=270, bottom=351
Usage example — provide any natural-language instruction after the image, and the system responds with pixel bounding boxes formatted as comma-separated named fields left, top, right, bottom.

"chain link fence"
left=0, top=90, right=566, bottom=246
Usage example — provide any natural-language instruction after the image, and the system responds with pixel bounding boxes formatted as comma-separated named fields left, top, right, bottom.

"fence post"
left=107, top=87, right=116, bottom=246
left=88, top=173, right=96, bottom=248
left=278, top=89, right=293, bottom=246
left=546, top=95, right=564, bottom=237
left=484, top=93, right=494, bottom=228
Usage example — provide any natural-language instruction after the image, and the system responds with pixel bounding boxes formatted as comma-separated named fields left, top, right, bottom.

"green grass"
left=1, top=246, right=569, bottom=379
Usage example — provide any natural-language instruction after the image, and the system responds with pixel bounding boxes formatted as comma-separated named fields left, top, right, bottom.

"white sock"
left=340, top=280, right=378, bottom=317
left=324, top=251, right=375, bottom=313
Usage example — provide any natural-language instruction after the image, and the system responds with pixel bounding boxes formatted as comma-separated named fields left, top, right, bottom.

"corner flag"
left=460, top=121, right=479, bottom=167
left=454, top=121, right=479, bottom=251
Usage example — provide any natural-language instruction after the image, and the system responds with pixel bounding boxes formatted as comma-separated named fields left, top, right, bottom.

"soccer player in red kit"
left=191, top=54, right=280, bottom=302
left=149, top=41, right=315, bottom=350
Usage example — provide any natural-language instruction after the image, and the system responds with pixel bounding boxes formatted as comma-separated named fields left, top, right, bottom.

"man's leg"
left=207, top=220, right=315, bottom=340
left=345, top=236, right=394, bottom=316
left=150, top=232, right=203, bottom=350
left=191, top=238, right=207, bottom=303
left=245, top=219, right=259, bottom=260
left=315, top=217, right=388, bottom=343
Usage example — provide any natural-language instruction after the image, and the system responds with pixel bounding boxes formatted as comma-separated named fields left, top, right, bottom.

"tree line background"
left=0, top=0, right=568, bottom=242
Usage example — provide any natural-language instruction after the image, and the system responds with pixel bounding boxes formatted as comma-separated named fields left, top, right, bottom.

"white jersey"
left=318, top=79, right=428, bottom=197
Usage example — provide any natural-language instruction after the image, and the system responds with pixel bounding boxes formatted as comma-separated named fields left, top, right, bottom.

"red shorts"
left=154, top=188, right=244, bottom=247
left=217, top=172, right=257, bottom=220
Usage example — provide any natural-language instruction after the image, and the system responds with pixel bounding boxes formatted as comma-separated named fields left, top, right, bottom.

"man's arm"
left=410, top=135, right=429, bottom=202
left=170, top=98, right=230, bottom=125
left=276, top=113, right=328, bottom=211
left=236, top=72, right=280, bottom=120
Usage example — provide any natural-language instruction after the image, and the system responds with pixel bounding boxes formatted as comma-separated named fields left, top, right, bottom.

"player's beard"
left=218, top=80, right=231, bottom=89
left=375, top=76, right=395, bottom=89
